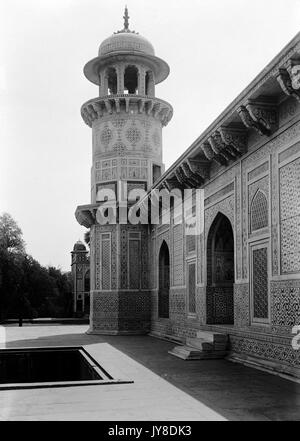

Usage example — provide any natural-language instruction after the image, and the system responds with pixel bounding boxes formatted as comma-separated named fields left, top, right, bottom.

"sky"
left=0, top=0, right=300, bottom=271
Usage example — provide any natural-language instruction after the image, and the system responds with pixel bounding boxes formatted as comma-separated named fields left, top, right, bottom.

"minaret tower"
left=71, top=240, right=90, bottom=315
left=76, top=8, right=173, bottom=334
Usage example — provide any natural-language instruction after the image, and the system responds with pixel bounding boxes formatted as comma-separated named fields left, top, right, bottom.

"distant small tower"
left=71, top=240, right=90, bottom=315
left=76, top=8, right=172, bottom=333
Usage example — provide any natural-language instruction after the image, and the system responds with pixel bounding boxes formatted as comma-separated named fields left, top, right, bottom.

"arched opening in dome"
left=106, top=67, right=117, bottom=95
left=145, top=70, right=155, bottom=96
left=124, top=65, right=138, bottom=94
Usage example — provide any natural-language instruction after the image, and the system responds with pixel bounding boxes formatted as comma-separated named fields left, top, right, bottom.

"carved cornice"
left=237, top=100, right=278, bottom=136
left=122, top=35, right=300, bottom=198
left=81, top=94, right=173, bottom=127
left=161, top=158, right=209, bottom=191
left=276, top=67, right=300, bottom=103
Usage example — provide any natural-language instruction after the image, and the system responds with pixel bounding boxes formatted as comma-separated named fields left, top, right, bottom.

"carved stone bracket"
left=81, top=95, right=173, bottom=127
left=209, top=133, right=235, bottom=162
left=181, top=162, right=202, bottom=187
left=164, top=177, right=182, bottom=191
left=175, top=167, right=192, bottom=188
left=186, top=158, right=210, bottom=181
left=200, top=141, right=215, bottom=161
left=237, top=100, right=278, bottom=136
left=218, top=126, right=247, bottom=155
left=205, top=138, right=227, bottom=165
left=75, top=205, right=97, bottom=228
left=276, top=67, right=300, bottom=103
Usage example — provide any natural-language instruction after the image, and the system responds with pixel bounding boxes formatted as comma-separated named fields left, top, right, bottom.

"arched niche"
left=158, top=240, right=170, bottom=318
left=206, top=212, right=234, bottom=324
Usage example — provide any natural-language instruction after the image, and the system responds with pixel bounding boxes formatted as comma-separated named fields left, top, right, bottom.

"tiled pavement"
left=0, top=325, right=299, bottom=421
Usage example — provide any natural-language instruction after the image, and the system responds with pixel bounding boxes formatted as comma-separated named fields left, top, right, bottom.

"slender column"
left=138, top=67, right=146, bottom=95
left=117, top=64, right=125, bottom=94
left=147, top=71, right=155, bottom=96
left=82, top=290, right=85, bottom=313
left=102, top=72, right=108, bottom=96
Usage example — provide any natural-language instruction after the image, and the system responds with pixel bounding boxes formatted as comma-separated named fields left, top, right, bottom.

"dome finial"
left=115, top=5, right=137, bottom=34
left=124, top=5, right=129, bottom=31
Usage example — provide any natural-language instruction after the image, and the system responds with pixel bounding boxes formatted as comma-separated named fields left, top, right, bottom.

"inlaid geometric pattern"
left=173, top=224, right=184, bottom=286
left=206, top=286, right=234, bottom=324
left=280, top=157, right=300, bottom=274
left=126, top=126, right=141, bottom=145
left=111, top=118, right=126, bottom=130
left=252, top=247, right=268, bottom=319
left=95, top=158, right=118, bottom=182
left=120, top=228, right=128, bottom=289
left=250, top=190, right=268, bottom=231
left=188, top=263, right=196, bottom=314
left=95, top=230, right=101, bottom=290
left=129, top=239, right=140, bottom=289
left=100, top=126, right=113, bottom=146
left=234, top=283, right=250, bottom=327
left=120, top=158, right=148, bottom=180
left=113, top=142, right=127, bottom=155
left=141, top=229, right=149, bottom=289
left=93, top=114, right=163, bottom=158
left=101, top=234, right=111, bottom=290
left=280, top=216, right=300, bottom=274
left=271, top=280, right=300, bottom=327
left=230, top=336, right=299, bottom=367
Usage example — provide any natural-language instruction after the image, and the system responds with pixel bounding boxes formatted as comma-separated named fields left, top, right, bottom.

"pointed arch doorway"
left=158, top=241, right=170, bottom=318
left=206, top=213, right=234, bottom=324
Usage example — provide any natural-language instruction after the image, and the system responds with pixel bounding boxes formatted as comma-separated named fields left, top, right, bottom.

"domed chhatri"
left=99, top=8, right=154, bottom=56
left=73, top=240, right=87, bottom=252
left=84, top=6, right=169, bottom=86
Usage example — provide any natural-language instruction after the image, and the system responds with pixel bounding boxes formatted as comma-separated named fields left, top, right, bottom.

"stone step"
left=168, top=345, right=227, bottom=360
left=196, top=330, right=228, bottom=344
left=169, top=331, right=229, bottom=360
left=185, top=338, right=214, bottom=351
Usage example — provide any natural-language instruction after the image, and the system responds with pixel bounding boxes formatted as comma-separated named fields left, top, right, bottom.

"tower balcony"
left=81, top=94, right=173, bottom=128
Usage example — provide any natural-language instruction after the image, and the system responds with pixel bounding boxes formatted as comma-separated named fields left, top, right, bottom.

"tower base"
left=87, top=290, right=151, bottom=335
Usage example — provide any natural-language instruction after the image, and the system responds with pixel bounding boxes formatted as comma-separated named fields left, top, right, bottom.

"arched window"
left=106, top=67, right=117, bottom=95
left=250, top=190, right=268, bottom=232
left=124, top=65, right=138, bottom=94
